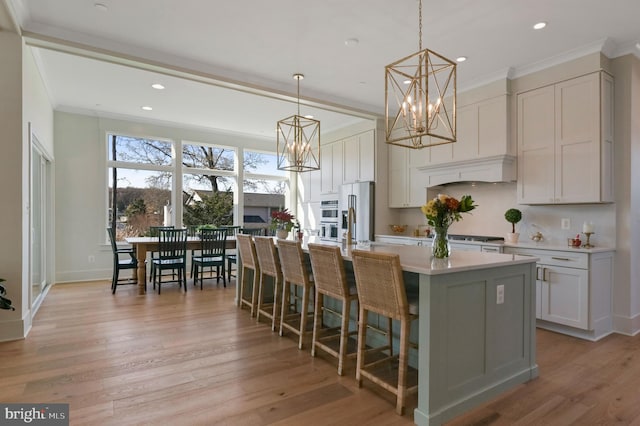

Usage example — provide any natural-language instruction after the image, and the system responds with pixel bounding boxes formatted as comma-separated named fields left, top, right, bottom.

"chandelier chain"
left=418, top=0, right=422, bottom=52
left=297, top=75, right=300, bottom=116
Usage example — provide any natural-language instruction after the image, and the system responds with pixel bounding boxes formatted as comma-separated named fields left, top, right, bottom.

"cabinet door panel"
left=408, top=167, right=427, bottom=207
left=518, top=146, right=554, bottom=203
left=320, top=145, right=334, bottom=194
left=540, top=266, right=588, bottom=329
left=358, top=131, right=375, bottom=181
left=342, top=136, right=359, bottom=184
left=517, top=86, right=555, bottom=203
left=389, top=167, right=407, bottom=207
left=332, top=141, right=343, bottom=192
left=555, top=74, right=600, bottom=203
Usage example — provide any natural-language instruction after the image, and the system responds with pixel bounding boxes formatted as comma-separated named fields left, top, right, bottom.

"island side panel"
left=414, top=262, right=537, bottom=426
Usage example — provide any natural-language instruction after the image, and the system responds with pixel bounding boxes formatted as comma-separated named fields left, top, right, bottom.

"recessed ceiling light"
left=151, top=83, right=165, bottom=90
left=304, top=115, right=314, bottom=119
left=533, top=22, right=547, bottom=30
left=94, top=3, right=108, bottom=11
left=636, top=42, right=640, bottom=50
left=403, top=79, right=411, bottom=85
left=344, top=38, right=359, bottom=47
left=141, top=106, right=153, bottom=111
left=456, top=56, right=467, bottom=62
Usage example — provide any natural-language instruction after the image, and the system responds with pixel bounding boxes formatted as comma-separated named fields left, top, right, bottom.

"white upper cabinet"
left=388, top=145, right=429, bottom=208
left=320, top=140, right=343, bottom=195
left=517, top=72, right=614, bottom=204
left=298, top=167, right=322, bottom=203
left=343, top=130, right=375, bottom=183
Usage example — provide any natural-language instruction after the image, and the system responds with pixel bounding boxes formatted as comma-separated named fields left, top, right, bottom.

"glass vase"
left=432, top=226, right=451, bottom=258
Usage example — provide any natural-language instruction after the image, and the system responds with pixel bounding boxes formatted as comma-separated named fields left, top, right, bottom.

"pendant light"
left=385, top=0, right=457, bottom=148
left=277, top=74, right=321, bottom=172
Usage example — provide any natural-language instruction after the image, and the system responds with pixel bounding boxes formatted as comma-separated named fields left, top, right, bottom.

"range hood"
left=418, top=155, right=516, bottom=187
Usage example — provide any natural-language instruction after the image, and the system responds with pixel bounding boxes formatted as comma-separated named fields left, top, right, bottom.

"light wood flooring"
left=1, top=279, right=639, bottom=425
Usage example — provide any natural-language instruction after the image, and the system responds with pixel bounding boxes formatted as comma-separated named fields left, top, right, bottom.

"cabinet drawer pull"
left=551, top=257, right=572, bottom=261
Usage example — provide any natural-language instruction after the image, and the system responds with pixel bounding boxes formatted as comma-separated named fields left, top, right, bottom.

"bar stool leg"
left=298, top=284, right=310, bottom=350
left=356, top=306, right=367, bottom=388
left=338, top=297, right=351, bottom=376
left=311, top=292, right=323, bottom=357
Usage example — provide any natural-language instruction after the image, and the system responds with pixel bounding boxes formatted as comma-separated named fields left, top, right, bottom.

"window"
left=106, top=135, right=291, bottom=240
left=243, top=150, right=290, bottom=233
left=182, top=141, right=237, bottom=228
left=107, top=135, right=173, bottom=240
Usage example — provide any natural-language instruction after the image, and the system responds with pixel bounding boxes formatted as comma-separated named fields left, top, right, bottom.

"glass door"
left=31, top=132, right=52, bottom=311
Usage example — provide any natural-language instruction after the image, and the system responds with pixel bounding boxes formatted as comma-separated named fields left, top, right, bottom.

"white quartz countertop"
left=302, top=236, right=536, bottom=275
left=375, top=234, right=614, bottom=253
left=503, top=242, right=614, bottom=254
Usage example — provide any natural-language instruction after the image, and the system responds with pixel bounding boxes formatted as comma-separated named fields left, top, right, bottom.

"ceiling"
left=3, top=0, right=640, bottom=138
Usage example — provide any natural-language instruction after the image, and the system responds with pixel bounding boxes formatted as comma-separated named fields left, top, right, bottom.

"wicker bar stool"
left=236, top=234, right=260, bottom=316
left=277, top=240, right=314, bottom=350
left=307, top=243, right=359, bottom=376
left=253, top=237, right=283, bottom=331
left=351, top=249, right=419, bottom=416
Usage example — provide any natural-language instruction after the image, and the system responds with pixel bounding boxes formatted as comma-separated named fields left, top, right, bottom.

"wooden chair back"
left=351, top=250, right=409, bottom=321
left=277, top=240, right=310, bottom=286
left=200, top=228, right=227, bottom=257
left=236, top=234, right=258, bottom=271
left=254, top=237, right=281, bottom=279
left=308, top=243, right=350, bottom=299
left=157, top=228, right=187, bottom=261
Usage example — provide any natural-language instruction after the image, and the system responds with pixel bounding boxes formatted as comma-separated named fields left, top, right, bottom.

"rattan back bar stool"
left=307, top=243, right=359, bottom=376
left=277, top=239, right=315, bottom=350
left=253, top=236, right=283, bottom=331
left=235, top=234, right=260, bottom=316
left=351, top=249, right=419, bottom=416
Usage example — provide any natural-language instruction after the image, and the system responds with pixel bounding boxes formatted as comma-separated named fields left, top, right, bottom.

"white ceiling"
left=4, top=0, right=640, bottom=138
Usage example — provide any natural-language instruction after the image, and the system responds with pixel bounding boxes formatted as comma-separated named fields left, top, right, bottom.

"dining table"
left=125, top=236, right=236, bottom=295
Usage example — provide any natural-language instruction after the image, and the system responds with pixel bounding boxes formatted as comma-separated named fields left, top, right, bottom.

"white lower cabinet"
left=538, top=263, right=589, bottom=328
left=504, top=246, right=614, bottom=341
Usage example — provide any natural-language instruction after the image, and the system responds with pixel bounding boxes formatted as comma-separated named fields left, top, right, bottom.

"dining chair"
left=107, top=228, right=139, bottom=294
left=148, top=225, right=174, bottom=283
left=219, top=226, right=240, bottom=282
left=192, top=228, right=228, bottom=289
left=151, top=228, right=188, bottom=294
left=307, top=243, right=359, bottom=375
left=351, top=249, right=419, bottom=415
left=277, top=239, right=314, bottom=349
left=253, top=236, right=283, bottom=331
left=236, top=234, right=260, bottom=315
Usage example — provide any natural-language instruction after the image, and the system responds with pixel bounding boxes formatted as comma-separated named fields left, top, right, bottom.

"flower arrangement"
left=421, top=194, right=477, bottom=258
left=421, top=194, right=477, bottom=228
left=270, top=208, right=295, bottom=232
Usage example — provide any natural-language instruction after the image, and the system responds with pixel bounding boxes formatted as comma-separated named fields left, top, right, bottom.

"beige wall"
left=0, top=31, right=24, bottom=341
left=0, top=35, right=54, bottom=341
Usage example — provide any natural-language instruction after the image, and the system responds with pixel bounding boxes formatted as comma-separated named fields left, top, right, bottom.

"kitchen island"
left=238, top=237, right=538, bottom=425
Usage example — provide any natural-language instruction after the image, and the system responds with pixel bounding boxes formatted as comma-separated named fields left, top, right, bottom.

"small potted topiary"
left=504, top=208, right=522, bottom=244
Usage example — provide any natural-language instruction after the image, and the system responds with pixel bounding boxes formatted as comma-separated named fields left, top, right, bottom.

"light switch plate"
left=561, top=218, right=570, bottom=230
left=496, top=284, right=505, bottom=304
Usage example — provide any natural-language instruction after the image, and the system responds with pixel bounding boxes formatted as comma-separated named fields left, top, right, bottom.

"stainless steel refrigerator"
left=339, top=181, right=374, bottom=242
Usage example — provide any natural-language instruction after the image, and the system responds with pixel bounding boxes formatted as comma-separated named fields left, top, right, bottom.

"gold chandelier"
left=277, top=74, right=320, bottom=172
left=385, top=0, right=456, bottom=149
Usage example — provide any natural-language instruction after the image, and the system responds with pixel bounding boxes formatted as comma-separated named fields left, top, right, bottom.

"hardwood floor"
left=1, top=280, right=639, bottom=425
